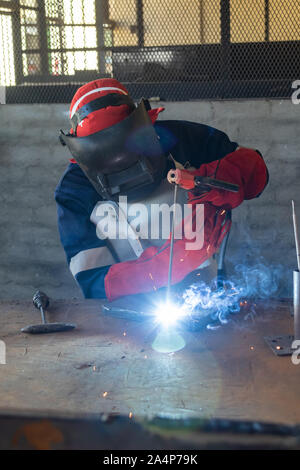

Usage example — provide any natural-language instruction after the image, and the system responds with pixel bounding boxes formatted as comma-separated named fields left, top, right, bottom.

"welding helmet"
left=59, top=78, right=166, bottom=201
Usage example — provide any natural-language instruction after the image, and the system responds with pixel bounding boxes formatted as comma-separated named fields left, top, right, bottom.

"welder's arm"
left=183, top=148, right=269, bottom=209
left=55, top=191, right=112, bottom=299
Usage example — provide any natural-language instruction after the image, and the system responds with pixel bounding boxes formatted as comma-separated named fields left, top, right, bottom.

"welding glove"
left=187, top=147, right=268, bottom=209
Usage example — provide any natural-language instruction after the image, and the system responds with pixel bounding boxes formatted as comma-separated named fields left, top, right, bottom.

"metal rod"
left=167, top=184, right=178, bottom=302
left=292, top=200, right=300, bottom=271
left=265, top=0, right=270, bottom=42
left=294, top=270, right=300, bottom=340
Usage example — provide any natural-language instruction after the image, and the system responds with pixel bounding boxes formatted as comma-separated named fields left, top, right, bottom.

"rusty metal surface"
left=0, top=298, right=298, bottom=427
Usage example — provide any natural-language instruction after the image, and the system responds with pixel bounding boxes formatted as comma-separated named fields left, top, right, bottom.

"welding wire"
left=167, top=183, right=178, bottom=302
left=292, top=200, right=300, bottom=271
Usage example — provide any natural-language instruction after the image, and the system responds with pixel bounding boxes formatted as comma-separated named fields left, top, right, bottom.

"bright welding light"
left=154, top=301, right=187, bottom=327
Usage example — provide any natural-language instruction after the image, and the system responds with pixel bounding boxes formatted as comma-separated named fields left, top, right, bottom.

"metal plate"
left=264, top=334, right=294, bottom=356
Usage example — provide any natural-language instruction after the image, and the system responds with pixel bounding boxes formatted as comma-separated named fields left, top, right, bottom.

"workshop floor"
left=0, top=298, right=298, bottom=425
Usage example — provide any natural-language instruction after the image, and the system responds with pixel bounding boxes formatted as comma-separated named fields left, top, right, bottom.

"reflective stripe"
left=70, top=87, right=127, bottom=118
left=69, top=246, right=115, bottom=277
left=90, top=201, right=144, bottom=261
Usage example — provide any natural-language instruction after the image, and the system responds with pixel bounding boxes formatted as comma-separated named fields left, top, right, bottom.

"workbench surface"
left=0, top=298, right=298, bottom=425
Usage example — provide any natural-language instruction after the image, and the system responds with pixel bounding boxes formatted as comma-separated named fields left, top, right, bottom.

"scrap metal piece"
left=21, top=322, right=76, bottom=334
left=265, top=271, right=300, bottom=356
left=264, top=334, right=294, bottom=356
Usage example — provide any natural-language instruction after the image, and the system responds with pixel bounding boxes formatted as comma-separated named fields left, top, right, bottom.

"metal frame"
left=3, top=0, right=300, bottom=102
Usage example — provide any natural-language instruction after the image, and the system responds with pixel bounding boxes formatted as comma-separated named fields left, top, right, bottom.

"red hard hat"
left=69, top=78, right=131, bottom=137
left=69, top=78, right=164, bottom=138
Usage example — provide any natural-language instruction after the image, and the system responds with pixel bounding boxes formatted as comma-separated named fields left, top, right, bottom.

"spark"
left=123, top=331, right=127, bottom=336
left=102, top=392, right=108, bottom=398
left=129, top=412, right=133, bottom=419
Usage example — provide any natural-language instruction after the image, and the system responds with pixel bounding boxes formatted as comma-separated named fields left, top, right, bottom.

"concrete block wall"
left=0, top=99, right=299, bottom=300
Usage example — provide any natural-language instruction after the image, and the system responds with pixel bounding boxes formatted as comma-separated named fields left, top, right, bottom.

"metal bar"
left=23, top=47, right=98, bottom=53
left=294, top=270, right=300, bottom=340
left=37, top=0, right=49, bottom=76
left=265, top=0, right=269, bottom=42
left=220, top=0, right=230, bottom=99
left=166, top=184, right=178, bottom=302
left=11, top=0, right=23, bottom=85
left=292, top=200, right=300, bottom=271
left=17, top=4, right=38, bottom=11
left=136, top=0, right=144, bottom=48
left=53, top=0, right=66, bottom=76
left=95, top=0, right=108, bottom=73
left=0, top=0, right=15, bottom=8
left=199, top=0, right=204, bottom=44
left=47, top=21, right=96, bottom=26
left=217, top=211, right=231, bottom=270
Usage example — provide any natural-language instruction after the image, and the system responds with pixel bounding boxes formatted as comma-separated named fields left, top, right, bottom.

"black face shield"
left=59, top=99, right=166, bottom=201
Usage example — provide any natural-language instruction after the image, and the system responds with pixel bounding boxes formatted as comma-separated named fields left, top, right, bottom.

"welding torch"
left=167, top=168, right=239, bottom=193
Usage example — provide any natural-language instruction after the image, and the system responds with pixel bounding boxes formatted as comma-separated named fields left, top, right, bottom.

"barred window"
left=0, top=0, right=299, bottom=102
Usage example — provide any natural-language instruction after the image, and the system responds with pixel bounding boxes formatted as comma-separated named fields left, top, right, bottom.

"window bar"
left=95, top=0, right=108, bottom=74
left=37, top=0, right=49, bottom=76
left=11, top=0, right=23, bottom=84
left=136, top=0, right=144, bottom=48
left=220, top=0, right=230, bottom=98
left=265, top=0, right=269, bottom=42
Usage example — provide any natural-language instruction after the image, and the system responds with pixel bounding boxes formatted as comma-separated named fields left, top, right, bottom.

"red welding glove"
left=105, top=204, right=230, bottom=301
left=187, top=148, right=268, bottom=209
left=168, top=148, right=268, bottom=209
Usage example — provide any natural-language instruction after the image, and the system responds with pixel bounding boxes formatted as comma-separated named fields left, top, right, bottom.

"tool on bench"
left=21, top=290, right=76, bottom=334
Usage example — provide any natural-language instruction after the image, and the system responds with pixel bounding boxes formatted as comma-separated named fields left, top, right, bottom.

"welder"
left=55, top=78, right=268, bottom=304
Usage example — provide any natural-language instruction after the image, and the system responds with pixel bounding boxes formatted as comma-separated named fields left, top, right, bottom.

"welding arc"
left=166, top=183, right=178, bottom=302
left=292, top=200, right=300, bottom=271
